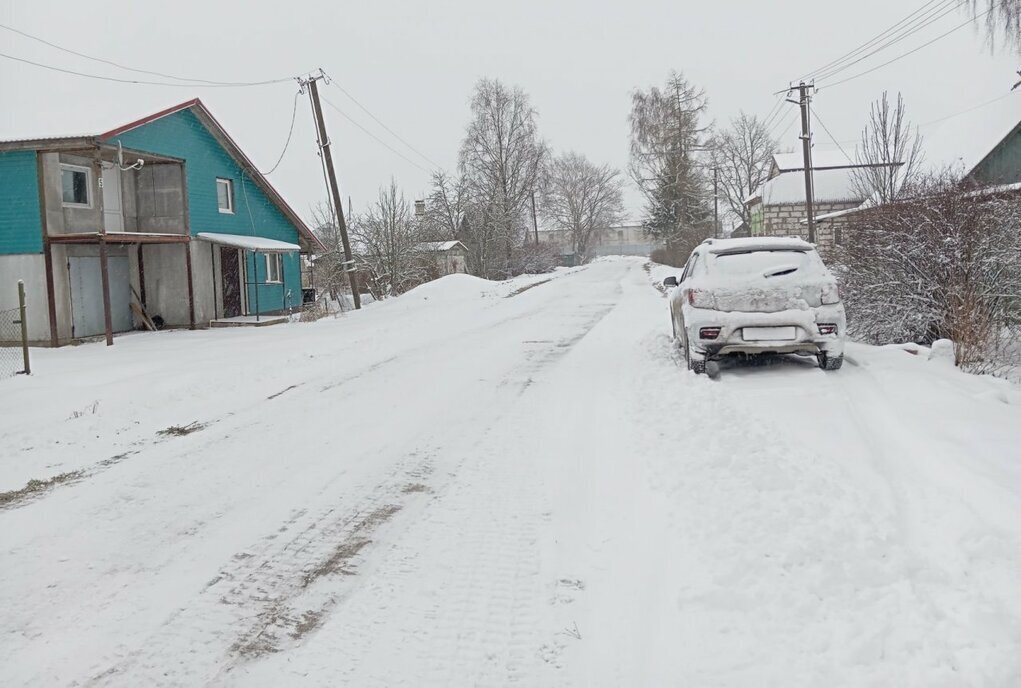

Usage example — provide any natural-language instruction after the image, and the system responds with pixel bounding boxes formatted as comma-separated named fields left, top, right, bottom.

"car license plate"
left=742, top=326, right=797, bottom=341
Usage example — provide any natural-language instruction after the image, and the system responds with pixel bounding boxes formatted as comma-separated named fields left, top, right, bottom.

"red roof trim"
left=99, top=99, right=200, bottom=139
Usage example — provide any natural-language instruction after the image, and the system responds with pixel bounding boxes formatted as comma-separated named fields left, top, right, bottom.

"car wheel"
left=818, top=353, right=843, bottom=371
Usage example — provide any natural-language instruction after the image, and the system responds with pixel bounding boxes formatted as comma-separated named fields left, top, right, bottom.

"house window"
left=216, top=178, right=234, bottom=214
left=265, top=253, right=283, bottom=283
left=61, top=165, right=91, bottom=207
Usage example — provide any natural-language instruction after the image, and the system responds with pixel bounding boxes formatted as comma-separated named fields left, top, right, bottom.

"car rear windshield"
left=711, top=249, right=821, bottom=277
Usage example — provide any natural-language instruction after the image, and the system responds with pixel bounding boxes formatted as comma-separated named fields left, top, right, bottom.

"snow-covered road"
left=2, top=257, right=1020, bottom=687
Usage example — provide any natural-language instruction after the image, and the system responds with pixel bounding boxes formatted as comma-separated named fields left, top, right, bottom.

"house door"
left=101, top=167, right=124, bottom=232
left=220, top=247, right=243, bottom=318
left=69, top=255, right=132, bottom=338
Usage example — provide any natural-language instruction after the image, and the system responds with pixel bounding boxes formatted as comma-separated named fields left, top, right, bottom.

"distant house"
left=537, top=223, right=665, bottom=265
left=745, top=152, right=901, bottom=253
left=0, top=99, right=325, bottom=346
left=417, top=240, right=468, bottom=277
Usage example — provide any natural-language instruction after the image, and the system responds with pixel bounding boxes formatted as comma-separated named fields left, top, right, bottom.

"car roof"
left=699, top=237, right=815, bottom=255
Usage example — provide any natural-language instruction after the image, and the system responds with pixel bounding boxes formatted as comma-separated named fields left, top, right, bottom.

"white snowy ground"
left=2, top=257, right=1020, bottom=687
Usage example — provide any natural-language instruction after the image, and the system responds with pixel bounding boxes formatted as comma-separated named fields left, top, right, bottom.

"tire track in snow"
left=85, top=454, right=436, bottom=687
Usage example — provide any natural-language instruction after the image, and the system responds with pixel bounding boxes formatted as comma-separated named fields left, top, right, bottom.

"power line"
left=800, top=0, right=954, bottom=82
left=0, top=21, right=298, bottom=86
left=774, top=109, right=801, bottom=143
left=812, top=0, right=964, bottom=83
left=918, top=90, right=1017, bottom=126
left=812, top=108, right=855, bottom=163
left=257, top=90, right=302, bottom=176
left=325, top=77, right=442, bottom=169
left=0, top=50, right=298, bottom=87
left=320, top=95, right=436, bottom=174
left=819, top=6, right=996, bottom=88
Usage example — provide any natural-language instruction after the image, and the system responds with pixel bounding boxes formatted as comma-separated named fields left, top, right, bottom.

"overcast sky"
left=2, top=0, right=1018, bottom=226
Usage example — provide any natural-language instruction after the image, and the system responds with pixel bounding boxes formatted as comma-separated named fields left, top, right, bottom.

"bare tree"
left=420, top=171, right=469, bottom=241
left=629, top=71, right=713, bottom=255
left=350, top=179, right=425, bottom=297
left=458, top=78, right=547, bottom=278
left=852, top=91, right=924, bottom=205
left=709, top=112, right=777, bottom=228
left=309, top=200, right=349, bottom=304
left=967, top=0, right=1021, bottom=52
left=543, top=152, right=625, bottom=263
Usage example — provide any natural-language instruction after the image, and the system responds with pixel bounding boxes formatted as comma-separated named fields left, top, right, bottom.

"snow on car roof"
left=703, top=237, right=814, bottom=254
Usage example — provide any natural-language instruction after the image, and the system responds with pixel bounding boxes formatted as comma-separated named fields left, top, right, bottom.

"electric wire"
left=0, top=50, right=298, bottom=87
left=811, top=108, right=856, bottom=163
left=326, top=77, right=442, bottom=170
left=812, top=0, right=966, bottom=83
left=819, top=5, right=997, bottom=88
left=0, top=21, right=298, bottom=86
left=801, top=0, right=959, bottom=83
left=320, top=95, right=436, bottom=174
left=257, top=90, right=301, bottom=176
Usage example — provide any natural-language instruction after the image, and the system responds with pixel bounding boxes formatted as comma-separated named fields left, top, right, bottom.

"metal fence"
left=1, top=282, right=30, bottom=379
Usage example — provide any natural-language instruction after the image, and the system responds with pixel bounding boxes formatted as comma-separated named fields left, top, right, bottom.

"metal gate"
left=69, top=256, right=132, bottom=338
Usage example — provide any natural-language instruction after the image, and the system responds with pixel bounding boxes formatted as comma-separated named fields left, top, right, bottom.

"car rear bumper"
left=683, top=305, right=846, bottom=361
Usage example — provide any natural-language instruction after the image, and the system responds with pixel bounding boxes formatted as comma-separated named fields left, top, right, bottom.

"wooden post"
left=17, top=280, right=30, bottom=375
left=42, top=242, right=58, bottom=347
left=253, top=250, right=261, bottom=322
left=98, top=235, right=114, bottom=346
left=185, top=242, right=196, bottom=329
left=798, top=82, right=816, bottom=244
left=306, top=76, right=360, bottom=309
left=36, top=152, right=59, bottom=347
left=95, top=149, right=114, bottom=345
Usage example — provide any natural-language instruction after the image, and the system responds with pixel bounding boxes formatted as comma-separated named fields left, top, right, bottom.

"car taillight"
left=687, top=289, right=715, bottom=309
left=699, top=327, right=721, bottom=340
left=821, top=284, right=841, bottom=305
left=818, top=323, right=837, bottom=335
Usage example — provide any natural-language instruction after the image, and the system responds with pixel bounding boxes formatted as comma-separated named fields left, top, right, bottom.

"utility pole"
left=303, top=72, right=360, bottom=309
left=712, top=166, right=719, bottom=239
left=530, top=190, right=539, bottom=245
left=792, top=81, right=816, bottom=244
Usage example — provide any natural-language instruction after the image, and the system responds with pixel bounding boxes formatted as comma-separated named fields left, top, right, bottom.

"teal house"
left=0, top=99, right=324, bottom=346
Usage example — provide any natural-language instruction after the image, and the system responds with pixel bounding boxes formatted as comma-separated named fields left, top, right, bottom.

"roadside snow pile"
left=929, top=338, right=956, bottom=365
left=396, top=273, right=498, bottom=303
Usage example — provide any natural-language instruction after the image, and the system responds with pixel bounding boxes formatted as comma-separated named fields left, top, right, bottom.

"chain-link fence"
left=1, top=282, right=30, bottom=378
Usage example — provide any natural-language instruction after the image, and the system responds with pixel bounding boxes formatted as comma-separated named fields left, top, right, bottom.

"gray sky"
left=2, top=0, right=1019, bottom=226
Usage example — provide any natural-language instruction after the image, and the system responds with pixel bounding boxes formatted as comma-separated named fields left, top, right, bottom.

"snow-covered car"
left=663, top=237, right=846, bottom=374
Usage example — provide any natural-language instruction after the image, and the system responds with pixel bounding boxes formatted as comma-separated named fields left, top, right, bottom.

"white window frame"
left=264, top=253, right=283, bottom=284
left=60, top=164, right=92, bottom=208
left=216, top=178, right=234, bottom=214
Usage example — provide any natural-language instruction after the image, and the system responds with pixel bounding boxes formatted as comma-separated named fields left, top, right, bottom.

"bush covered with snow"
left=835, top=175, right=1021, bottom=374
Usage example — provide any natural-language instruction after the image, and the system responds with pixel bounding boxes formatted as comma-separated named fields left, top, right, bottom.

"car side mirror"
left=663, top=276, right=678, bottom=288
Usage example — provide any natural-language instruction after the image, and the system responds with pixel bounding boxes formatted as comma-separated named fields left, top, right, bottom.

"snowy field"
left=2, top=256, right=1021, bottom=687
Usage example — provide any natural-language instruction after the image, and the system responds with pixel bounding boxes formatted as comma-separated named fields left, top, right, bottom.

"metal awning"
left=197, top=232, right=300, bottom=253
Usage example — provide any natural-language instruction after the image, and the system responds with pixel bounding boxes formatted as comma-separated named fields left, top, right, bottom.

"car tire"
left=819, top=353, right=843, bottom=371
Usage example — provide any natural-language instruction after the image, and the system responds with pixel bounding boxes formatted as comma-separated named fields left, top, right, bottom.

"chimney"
left=414, top=200, right=426, bottom=217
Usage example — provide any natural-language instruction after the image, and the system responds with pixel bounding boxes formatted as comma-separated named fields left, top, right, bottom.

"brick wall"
left=756, top=200, right=859, bottom=255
